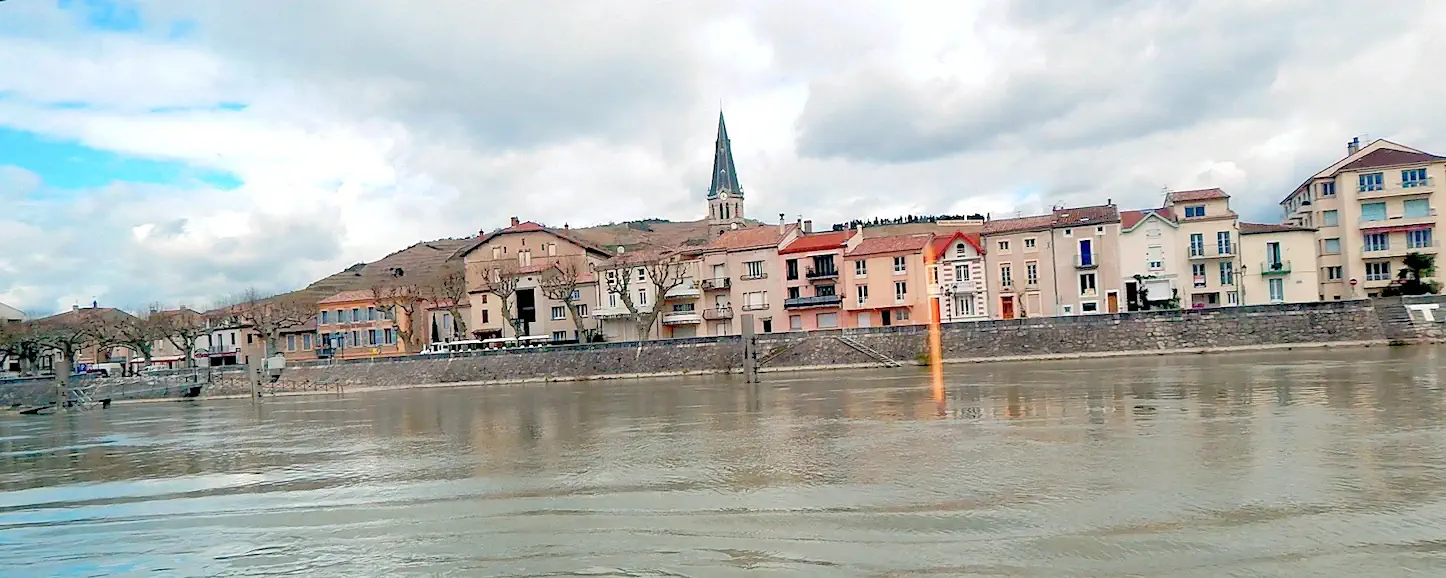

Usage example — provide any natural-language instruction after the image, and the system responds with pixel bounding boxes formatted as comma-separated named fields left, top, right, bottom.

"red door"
left=1001, top=296, right=1015, bottom=320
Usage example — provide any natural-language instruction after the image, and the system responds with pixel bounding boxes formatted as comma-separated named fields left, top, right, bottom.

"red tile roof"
left=981, top=214, right=1053, bottom=235
left=456, top=220, right=614, bottom=260
left=928, top=231, right=983, bottom=259
left=1121, top=208, right=1176, bottom=230
left=697, top=224, right=797, bottom=253
left=779, top=230, right=851, bottom=255
left=1239, top=222, right=1316, bottom=234
left=847, top=233, right=935, bottom=257
left=1339, top=148, right=1445, bottom=172
left=318, top=289, right=378, bottom=304
left=1167, top=188, right=1229, bottom=202
left=1051, top=204, right=1120, bottom=227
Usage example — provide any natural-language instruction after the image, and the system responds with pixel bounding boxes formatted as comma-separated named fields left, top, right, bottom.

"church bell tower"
left=707, top=111, right=745, bottom=229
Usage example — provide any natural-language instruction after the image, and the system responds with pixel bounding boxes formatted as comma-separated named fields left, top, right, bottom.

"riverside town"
left=2, top=118, right=1445, bottom=379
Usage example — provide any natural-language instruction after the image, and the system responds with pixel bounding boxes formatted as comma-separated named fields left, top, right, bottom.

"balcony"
left=1188, top=246, right=1236, bottom=259
left=700, top=277, right=730, bottom=291
left=1358, top=177, right=1435, bottom=199
left=1359, top=210, right=1437, bottom=230
left=805, top=267, right=839, bottom=280
left=783, top=295, right=843, bottom=310
left=205, top=344, right=239, bottom=356
left=664, top=283, right=701, bottom=300
left=661, top=311, right=702, bottom=325
left=943, top=280, right=978, bottom=294
left=1074, top=254, right=1099, bottom=269
left=1363, top=240, right=1440, bottom=258
left=702, top=306, right=733, bottom=320
left=739, top=272, right=768, bottom=281
left=740, top=302, right=770, bottom=312
left=1260, top=261, right=1291, bottom=275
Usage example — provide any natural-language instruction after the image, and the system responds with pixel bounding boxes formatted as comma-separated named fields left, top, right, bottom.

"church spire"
left=708, top=111, right=742, bottom=199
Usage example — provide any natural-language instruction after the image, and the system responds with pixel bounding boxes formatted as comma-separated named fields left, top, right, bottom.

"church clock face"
left=719, top=192, right=729, bottom=200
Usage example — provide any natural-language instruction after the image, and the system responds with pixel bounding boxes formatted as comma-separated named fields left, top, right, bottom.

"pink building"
left=841, top=233, right=936, bottom=328
left=692, top=222, right=801, bottom=335
left=779, top=230, right=852, bottom=331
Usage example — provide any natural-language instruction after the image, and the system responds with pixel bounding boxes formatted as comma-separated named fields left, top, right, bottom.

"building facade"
left=1239, top=223, right=1321, bottom=305
left=842, top=233, right=934, bottom=328
left=1118, top=208, right=1181, bottom=310
left=1164, top=189, right=1242, bottom=308
left=457, top=218, right=610, bottom=342
left=1280, top=138, right=1445, bottom=299
left=315, top=290, right=412, bottom=360
left=982, top=204, right=1123, bottom=318
left=690, top=223, right=800, bottom=336
left=927, top=231, right=989, bottom=322
left=779, top=229, right=851, bottom=331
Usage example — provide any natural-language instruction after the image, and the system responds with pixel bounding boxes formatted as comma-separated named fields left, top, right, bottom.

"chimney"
left=803, top=220, right=813, bottom=234
left=1348, top=137, right=1361, bottom=155
left=1107, top=198, right=1112, bottom=205
left=72, top=305, right=79, bottom=312
left=509, top=216, right=520, bottom=227
left=564, top=223, right=569, bottom=230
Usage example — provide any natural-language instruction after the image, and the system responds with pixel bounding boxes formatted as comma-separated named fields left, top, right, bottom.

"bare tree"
left=473, top=258, right=525, bottom=337
left=370, top=281, right=431, bottom=351
left=105, top=306, right=170, bottom=371
left=538, top=255, right=592, bottom=341
left=0, top=319, right=44, bottom=376
left=601, top=249, right=689, bottom=340
left=31, top=308, right=114, bottom=409
left=436, top=261, right=470, bottom=339
left=232, top=289, right=315, bottom=357
left=154, top=308, right=209, bottom=368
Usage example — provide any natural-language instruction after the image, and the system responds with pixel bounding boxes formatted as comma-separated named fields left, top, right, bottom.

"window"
left=954, top=263, right=969, bottom=281
left=287, top=334, right=296, bottom=351
left=1408, top=228, right=1433, bottom=249
left=816, top=284, right=836, bottom=297
left=894, top=281, right=907, bottom=301
left=492, top=246, right=502, bottom=259
left=1079, top=273, right=1096, bottom=296
left=744, top=261, right=764, bottom=278
left=786, top=259, right=799, bottom=280
left=637, top=289, right=648, bottom=305
left=1219, top=261, right=1234, bottom=286
left=856, top=285, right=868, bottom=305
left=337, top=309, right=348, bottom=323
left=551, top=306, right=566, bottom=320
left=1000, top=264, right=1012, bottom=287
left=350, top=330, right=360, bottom=347
left=547, top=243, right=557, bottom=256
left=1148, top=259, right=1163, bottom=270
left=303, top=334, right=312, bottom=350
left=1023, top=238, right=1036, bottom=250
left=351, top=308, right=361, bottom=323
left=1184, top=205, right=1206, bottom=218
left=1227, top=291, right=1238, bottom=305
left=745, top=291, right=768, bottom=309
left=1026, top=261, right=1038, bottom=285
left=637, top=267, right=646, bottom=281
left=893, top=256, right=906, bottom=274
left=1063, top=229, right=1073, bottom=237
left=552, top=331, right=567, bottom=341
left=1189, top=233, right=1205, bottom=257
left=1269, top=278, right=1285, bottom=302
left=1403, top=168, right=1429, bottom=187
left=320, top=310, right=330, bottom=325
left=1323, top=238, right=1341, bottom=254
left=608, top=292, right=618, bottom=308
left=1405, top=198, right=1431, bottom=218
left=1320, top=181, right=1336, bottom=197
left=788, top=286, right=801, bottom=299
left=1192, top=263, right=1207, bottom=287
left=571, top=304, right=586, bottom=317
left=519, top=250, right=531, bottom=266
left=570, top=289, right=581, bottom=301
left=1081, top=302, right=1098, bottom=313
left=1323, top=210, right=1338, bottom=226
left=1217, top=231, right=1232, bottom=255
left=955, top=243, right=969, bottom=258
left=1366, top=261, right=1392, bottom=281
left=998, top=240, right=1010, bottom=252
left=789, top=315, right=802, bottom=330
left=1359, top=172, right=1384, bottom=192
left=1361, top=202, right=1387, bottom=222
left=367, top=329, right=378, bottom=346
left=1364, top=232, right=1389, bottom=252
left=817, top=312, right=839, bottom=329
left=854, top=260, right=867, bottom=277
left=672, top=303, right=695, bottom=312
left=1327, top=266, right=1343, bottom=280
left=479, top=294, right=487, bottom=304
left=481, top=309, right=490, bottom=323
left=386, top=328, right=396, bottom=345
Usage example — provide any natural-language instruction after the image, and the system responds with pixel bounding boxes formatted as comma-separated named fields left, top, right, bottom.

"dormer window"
left=1184, top=205, right=1206, bottom=218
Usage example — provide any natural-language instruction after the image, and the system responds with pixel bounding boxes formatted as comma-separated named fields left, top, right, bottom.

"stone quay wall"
left=0, top=299, right=1408, bottom=406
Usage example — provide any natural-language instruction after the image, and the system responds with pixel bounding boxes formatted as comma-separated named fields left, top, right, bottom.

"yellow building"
left=1280, top=138, right=1445, bottom=299
left=1163, top=188, right=1242, bottom=308
left=316, top=290, right=416, bottom=360
left=1238, top=223, right=1321, bottom=305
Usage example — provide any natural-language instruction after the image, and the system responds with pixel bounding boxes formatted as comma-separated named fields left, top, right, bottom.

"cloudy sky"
left=2, top=0, right=1443, bottom=315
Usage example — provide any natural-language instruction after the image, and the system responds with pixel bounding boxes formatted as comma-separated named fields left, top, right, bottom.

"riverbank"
left=6, top=298, right=1438, bottom=407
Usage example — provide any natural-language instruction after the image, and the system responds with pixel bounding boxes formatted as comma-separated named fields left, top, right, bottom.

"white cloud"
left=2, top=0, right=1445, bottom=313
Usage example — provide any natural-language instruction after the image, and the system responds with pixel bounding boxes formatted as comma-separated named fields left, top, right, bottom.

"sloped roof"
left=981, top=214, right=1053, bottom=235
left=1338, top=148, right=1446, bottom=172
left=779, top=230, right=851, bottom=255
left=695, top=223, right=797, bottom=253
left=1052, top=204, right=1120, bottom=227
left=33, top=306, right=135, bottom=328
left=455, top=221, right=614, bottom=259
left=1167, top=188, right=1229, bottom=202
left=1122, top=208, right=1177, bottom=230
left=318, top=290, right=379, bottom=305
left=928, top=231, right=984, bottom=259
left=1240, top=222, right=1317, bottom=235
left=0, top=301, right=25, bottom=321
left=847, top=233, right=934, bottom=257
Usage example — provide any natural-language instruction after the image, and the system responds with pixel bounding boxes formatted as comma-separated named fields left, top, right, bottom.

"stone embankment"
left=3, top=298, right=1432, bottom=407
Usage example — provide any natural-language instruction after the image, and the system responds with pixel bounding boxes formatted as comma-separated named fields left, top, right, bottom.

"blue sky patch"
left=0, top=127, right=242, bottom=191
left=58, top=0, right=143, bottom=32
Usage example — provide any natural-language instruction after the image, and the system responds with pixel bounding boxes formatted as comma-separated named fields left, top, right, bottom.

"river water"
left=3, top=346, right=1446, bottom=577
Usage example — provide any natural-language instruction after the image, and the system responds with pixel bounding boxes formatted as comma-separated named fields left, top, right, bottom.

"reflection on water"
left=3, top=346, right=1446, bottom=576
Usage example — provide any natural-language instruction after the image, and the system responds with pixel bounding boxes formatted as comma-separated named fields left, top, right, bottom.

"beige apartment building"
left=457, top=218, right=612, bottom=342
left=1238, top=223, right=1321, bottom=305
left=982, top=204, right=1123, bottom=318
left=691, top=223, right=800, bottom=336
left=1280, top=138, right=1445, bottom=299
left=1118, top=208, right=1181, bottom=309
left=1164, top=188, right=1242, bottom=308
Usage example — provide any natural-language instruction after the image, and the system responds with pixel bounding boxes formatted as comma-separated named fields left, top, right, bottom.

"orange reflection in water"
left=924, top=246, right=945, bottom=415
